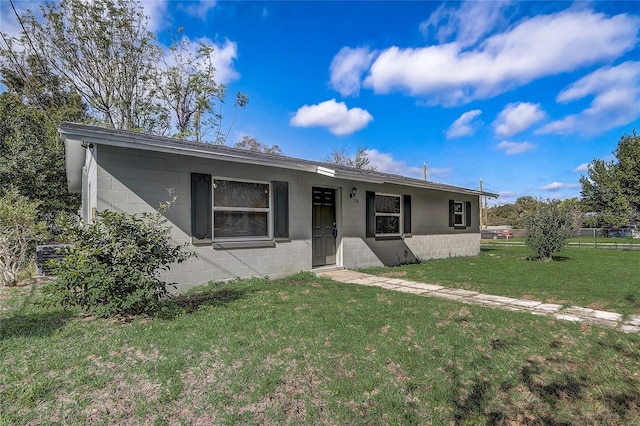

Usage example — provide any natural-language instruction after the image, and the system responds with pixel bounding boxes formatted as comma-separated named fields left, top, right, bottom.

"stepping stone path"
left=315, top=269, right=640, bottom=334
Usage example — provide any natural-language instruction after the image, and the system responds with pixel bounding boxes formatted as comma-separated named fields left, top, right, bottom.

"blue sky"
left=3, top=1, right=640, bottom=204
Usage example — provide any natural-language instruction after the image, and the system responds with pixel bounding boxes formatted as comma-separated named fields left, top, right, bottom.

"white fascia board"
left=64, top=136, right=85, bottom=193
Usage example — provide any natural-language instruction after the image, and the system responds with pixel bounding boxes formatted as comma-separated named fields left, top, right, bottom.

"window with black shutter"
left=191, top=173, right=212, bottom=243
left=449, top=199, right=471, bottom=228
left=273, top=181, right=289, bottom=240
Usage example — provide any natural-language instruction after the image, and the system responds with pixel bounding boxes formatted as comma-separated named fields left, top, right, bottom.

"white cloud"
left=420, top=1, right=511, bottom=48
left=541, top=182, right=581, bottom=191
left=160, top=36, right=240, bottom=84
left=329, top=46, right=375, bottom=97
left=365, top=149, right=450, bottom=179
left=446, top=109, right=482, bottom=138
left=179, top=0, right=218, bottom=20
left=209, top=38, right=241, bottom=84
left=493, top=102, right=545, bottom=136
left=290, top=99, right=373, bottom=135
left=573, top=163, right=590, bottom=173
left=496, top=141, right=536, bottom=155
left=361, top=10, right=639, bottom=106
left=139, top=0, right=170, bottom=33
left=538, top=61, right=640, bottom=135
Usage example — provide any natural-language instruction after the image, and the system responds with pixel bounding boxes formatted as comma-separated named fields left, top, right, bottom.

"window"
left=375, top=194, right=401, bottom=235
left=366, top=192, right=411, bottom=238
left=213, top=179, right=270, bottom=239
left=453, top=201, right=464, bottom=226
left=191, top=174, right=289, bottom=244
left=449, top=200, right=472, bottom=228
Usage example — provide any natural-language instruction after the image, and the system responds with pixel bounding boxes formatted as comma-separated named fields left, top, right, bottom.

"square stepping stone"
left=510, top=299, right=543, bottom=308
left=626, top=315, right=640, bottom=326
left=412, top=283, right=445, bottom=291
left=533, top=303, right=563, bottom=313
left=553, top=313, right=582, bottom=322
left=619, top=324, right=640, bottom=334
left=473, top=294, right=518, bottom=305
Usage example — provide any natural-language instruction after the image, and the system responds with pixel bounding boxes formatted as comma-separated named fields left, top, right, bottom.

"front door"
left=312, top=187, right=336, bottom=267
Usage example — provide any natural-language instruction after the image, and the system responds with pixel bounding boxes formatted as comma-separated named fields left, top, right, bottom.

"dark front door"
left=312, top=187, right=336, bottom=267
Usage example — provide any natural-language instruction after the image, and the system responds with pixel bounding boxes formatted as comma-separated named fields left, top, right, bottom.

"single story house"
left=61, top=122, right=497, bottom=290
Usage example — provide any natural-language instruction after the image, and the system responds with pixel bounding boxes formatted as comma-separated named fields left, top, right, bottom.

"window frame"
left=449, top=199, right=472, bottom=229
left=212, top=177, right=272, bottom=242
left=453, top=200, right=465, bottom=227
left=374, top=192, right=402, bottom=237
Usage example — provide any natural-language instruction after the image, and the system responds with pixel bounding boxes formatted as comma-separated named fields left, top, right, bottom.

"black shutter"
left=403, top=195, right=411, bottom=234
left=273, top=181, right=289, bottom=239
left=449, top=200, right=455, bottom=227
left=366, top=191, right=375, bottom=238
left=465, top=201, right=472, bottom=227
left=191, top=173, right=212, bottom=242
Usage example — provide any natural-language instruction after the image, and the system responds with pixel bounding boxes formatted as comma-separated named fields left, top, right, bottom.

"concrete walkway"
left=315, top=269, right=640, bottom=334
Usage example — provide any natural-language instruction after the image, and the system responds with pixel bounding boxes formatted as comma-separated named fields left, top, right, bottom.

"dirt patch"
left=235, top=364, right=330, bottom=424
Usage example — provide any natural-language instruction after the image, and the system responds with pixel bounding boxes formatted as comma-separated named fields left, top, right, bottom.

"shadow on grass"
left=525, top=255, right=571, bottom=262
left=157, top=288, right=250, bottom=319
left=0, top=310, right=74, bottom=341
left=452, top=355, right=640, bottom=424
left=480, top=247, right=498, bottom=253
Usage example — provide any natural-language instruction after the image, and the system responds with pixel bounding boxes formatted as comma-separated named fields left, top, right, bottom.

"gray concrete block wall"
left=96, top=145, right=318, bottom=290
left=164, top=240, right=313, bottom=289
left=92, top=144, right=482, bottom=290
left=342, top=237, right=384, bottom=269
left=404, top=234, right=480, bottom=260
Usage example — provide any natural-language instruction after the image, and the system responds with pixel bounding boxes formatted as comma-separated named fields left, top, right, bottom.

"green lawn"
left=1, top=270, right=640, bottom=425
left=364, top=246, right=640, bottom=316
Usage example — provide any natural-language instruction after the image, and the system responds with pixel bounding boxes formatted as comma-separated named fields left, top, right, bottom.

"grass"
left=363, top=246, right=640, bottom=316
left=1, top=268, right=640, bottom=425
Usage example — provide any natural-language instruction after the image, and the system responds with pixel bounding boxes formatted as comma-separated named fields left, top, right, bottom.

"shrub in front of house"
left=0, top=188, right=48, bottom=286
left=44, top=209, right=193, bottom=317
left=524, top=201, right=576, bottom=261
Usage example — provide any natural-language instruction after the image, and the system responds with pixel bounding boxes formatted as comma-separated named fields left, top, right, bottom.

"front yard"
left=1, top=248, right=639, bottom=424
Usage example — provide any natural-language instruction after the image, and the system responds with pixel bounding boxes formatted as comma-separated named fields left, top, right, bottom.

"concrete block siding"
left=91, top=144, right=482, bottom=290
left=164, top=240, right=312, bottom=287
left=342, top=237, right=385, bottom=269
left=405, top=234, right=480, bottom=260
left=342, top=234, right=479, bottom=271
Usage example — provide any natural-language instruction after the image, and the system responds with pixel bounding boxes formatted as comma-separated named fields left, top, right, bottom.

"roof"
left=60, top=121, right=498, bottom=198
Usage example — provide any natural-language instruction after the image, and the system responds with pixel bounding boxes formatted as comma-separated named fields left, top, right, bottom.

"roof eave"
left=59, top=122, right=499, bottom=198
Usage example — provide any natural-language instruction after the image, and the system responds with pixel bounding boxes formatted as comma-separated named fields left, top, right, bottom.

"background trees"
left=0, top=189, right=48, bottom=286
left=0, top=0, right=247, bottom=141
left=0, top=58, right=84, bottom=221
left=580, top=132, right=640, bottom=228
left=233, top=136, right=283, bottom=155
left=325, top=147, right=376, bottom=170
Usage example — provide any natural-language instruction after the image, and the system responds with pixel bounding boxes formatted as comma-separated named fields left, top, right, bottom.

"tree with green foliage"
left=487, top=196, right=541, bottom=228
left=2, top=0, right=248, bottom=141
left=44, top=207, right=193, bottom=317
left=2, top=0, right=166, bottom=133
left=524, top=200, right=576, bottom=261
left=234, top=135, right=283, bottom=155
left=0, top=188, right=48, bottom=286
left=580, top=132, right=640, bottom=228
left=154, top=30, right=249, bottom=143
left=326, top=147, right=376, bottom=170
left=0, top=90, right=82, bottom=222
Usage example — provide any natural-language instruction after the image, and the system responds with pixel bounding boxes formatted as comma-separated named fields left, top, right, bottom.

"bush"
left=44, top=209, right=193, bottom=317
left=0, top=188, right=48, bottom=286
left=524, top=201, right=576, bottom=260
